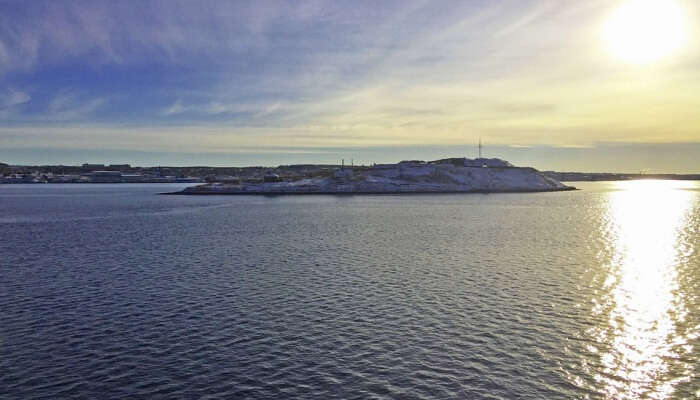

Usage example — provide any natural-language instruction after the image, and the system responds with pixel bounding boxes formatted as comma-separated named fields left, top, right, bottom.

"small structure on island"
left=263, top=171, right=281, bottom=183
left=333, top=168, right=353, bottom=180
left=333, top=158, right=355, bottom=181
left=463, top=158, right=513, bottom=168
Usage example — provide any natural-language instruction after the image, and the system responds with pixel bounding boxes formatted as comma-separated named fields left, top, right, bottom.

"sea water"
left=1, top=181, right=698, bottom=399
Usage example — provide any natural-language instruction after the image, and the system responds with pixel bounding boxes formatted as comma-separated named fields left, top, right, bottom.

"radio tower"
left=478, top=137, right=482, bottom=159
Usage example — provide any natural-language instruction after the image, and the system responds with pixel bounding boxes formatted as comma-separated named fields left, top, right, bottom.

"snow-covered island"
left=170, top=158, right=575, bottom=195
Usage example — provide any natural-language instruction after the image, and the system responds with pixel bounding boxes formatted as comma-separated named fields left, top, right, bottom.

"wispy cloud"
left=0, top=89, right=30, bottom=108
left=161, top=99, right=186, bottom=116
left=0, top=0, right=332, bottom=74
left=0, top=89, right=31, bottom=119
left=45, top=93, right=106, bottom=121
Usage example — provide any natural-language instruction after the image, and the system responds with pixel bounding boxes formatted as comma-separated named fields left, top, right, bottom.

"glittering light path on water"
left=588, top=181, right=698, bottom=399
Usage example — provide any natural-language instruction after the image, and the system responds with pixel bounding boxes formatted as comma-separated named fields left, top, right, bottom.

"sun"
left=603, top=0, right=688, bottom=63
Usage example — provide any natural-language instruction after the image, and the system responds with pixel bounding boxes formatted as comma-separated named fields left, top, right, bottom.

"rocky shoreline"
left=165, top=187, right=576, bottom=195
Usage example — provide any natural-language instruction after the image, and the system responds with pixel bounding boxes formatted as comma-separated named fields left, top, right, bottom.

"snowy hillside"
left=179, top=158, right=574, bottom=194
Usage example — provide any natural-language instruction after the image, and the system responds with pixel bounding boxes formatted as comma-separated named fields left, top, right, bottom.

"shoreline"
left=162, top=186, right=578, bottom=195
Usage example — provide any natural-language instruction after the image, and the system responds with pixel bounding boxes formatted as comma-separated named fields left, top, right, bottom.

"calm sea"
left=1, top=182, right=698, bottom=399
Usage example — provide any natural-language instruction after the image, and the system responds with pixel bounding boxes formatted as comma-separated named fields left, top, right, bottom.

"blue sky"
left=1, top=0, right=698, bottom=172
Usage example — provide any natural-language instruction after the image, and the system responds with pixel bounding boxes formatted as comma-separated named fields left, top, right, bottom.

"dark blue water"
left=1, top=182, right=698, bottom=399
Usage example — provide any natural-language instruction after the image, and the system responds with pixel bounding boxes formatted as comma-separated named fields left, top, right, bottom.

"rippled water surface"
left=1, top=182, right=698, bottom=399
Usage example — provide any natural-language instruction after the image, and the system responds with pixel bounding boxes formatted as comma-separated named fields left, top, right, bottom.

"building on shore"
left=84, top=171, right=122, bottom=183
left=82, top=163, right=106, bottom=171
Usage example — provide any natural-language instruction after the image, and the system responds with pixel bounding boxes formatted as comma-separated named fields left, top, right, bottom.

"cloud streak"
left=0, top=89, right=30, bottom=108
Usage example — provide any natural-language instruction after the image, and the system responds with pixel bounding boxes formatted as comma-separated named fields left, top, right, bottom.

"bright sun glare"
left=604, top=0, right=688, bottom=63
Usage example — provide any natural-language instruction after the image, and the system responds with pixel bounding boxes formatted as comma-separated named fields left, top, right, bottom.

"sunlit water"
left=1, top=182, right=698, bottom=399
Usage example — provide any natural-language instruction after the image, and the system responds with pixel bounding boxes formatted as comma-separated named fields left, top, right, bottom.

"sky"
left=0, top=0, right=698, bottom=172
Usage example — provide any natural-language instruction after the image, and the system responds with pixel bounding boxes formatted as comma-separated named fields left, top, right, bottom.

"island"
left=167, top=158, right=575, bottom=195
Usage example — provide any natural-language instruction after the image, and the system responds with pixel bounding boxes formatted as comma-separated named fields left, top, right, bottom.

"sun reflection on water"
left=592, top=180, right=697, bottom=399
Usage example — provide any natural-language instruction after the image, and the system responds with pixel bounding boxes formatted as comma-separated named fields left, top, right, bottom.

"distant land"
left=542, top=171, right=700, bottom=181
left=171, top=158, right=574, bottom=195
left=1, top=160, right=698, bottom=185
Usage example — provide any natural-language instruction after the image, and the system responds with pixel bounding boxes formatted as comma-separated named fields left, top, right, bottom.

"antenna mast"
left=478, top=137, right=482, bottom=159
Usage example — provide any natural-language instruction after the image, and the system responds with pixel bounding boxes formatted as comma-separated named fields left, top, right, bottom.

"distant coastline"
left=542, top=171, right=700, bottom=181
left=1, top=161, right=698, bottom=185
